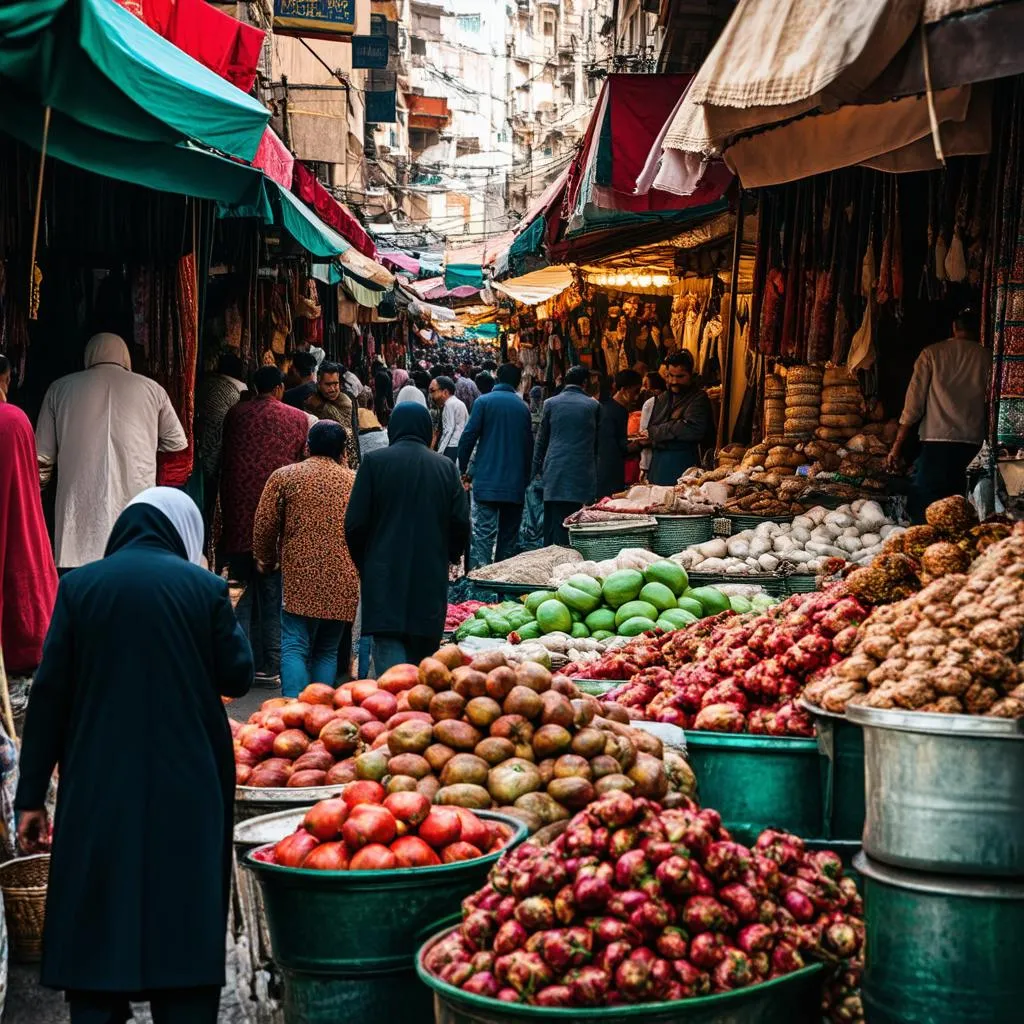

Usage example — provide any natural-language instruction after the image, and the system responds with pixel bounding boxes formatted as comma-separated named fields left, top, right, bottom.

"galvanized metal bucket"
left=848, top=705, right=1024, bottom=877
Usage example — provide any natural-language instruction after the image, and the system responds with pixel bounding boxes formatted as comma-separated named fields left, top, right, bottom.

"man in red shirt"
left=220, top=366, right=309, bottom=684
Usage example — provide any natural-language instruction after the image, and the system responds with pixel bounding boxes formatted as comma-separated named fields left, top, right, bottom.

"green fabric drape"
left=272, top=182, right=350, bottom=259
left=0, top=0, right=268, bottom=160
left=445, top=263, right=485, bottom=290
left=0, top=91, right=271, bottom=211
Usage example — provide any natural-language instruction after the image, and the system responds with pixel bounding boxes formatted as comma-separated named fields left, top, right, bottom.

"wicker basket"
left=652, top=515, right=713, bottom=556
left=0, top=855, right=49, bottom=963
left=724, top=513, right=795, bottom=532
left=568, top=520, right=656, bottom=561
left=782, top=574, right=821, bottom=594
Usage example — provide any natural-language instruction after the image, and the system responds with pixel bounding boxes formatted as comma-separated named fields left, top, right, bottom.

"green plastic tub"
left=803, top=701, right=865, bottom=842
left=856, top=852, right=1024, bottom=1023
left=417, top=924, right=824, bottom=1023
left=685, top=732, right=824, bottom=837
left=243, top=810, right=527, bottom=974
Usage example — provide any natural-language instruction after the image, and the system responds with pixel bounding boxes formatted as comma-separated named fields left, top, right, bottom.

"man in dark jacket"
left=532, top=365, right=601, bottom=546
left=646, top=351, right=713, bottom=485
left=16, top=488, right=253, bottom=1024
left=458, top=363, right=534, bottom=568
left=346, top=403, right=470, bottom=674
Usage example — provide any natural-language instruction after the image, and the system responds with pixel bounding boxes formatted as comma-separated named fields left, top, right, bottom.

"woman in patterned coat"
left=253, top=422, right=359, bottom=697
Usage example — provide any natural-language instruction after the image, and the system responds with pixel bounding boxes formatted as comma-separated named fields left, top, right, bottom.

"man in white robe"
left=35, top=333, right=187, bottom=569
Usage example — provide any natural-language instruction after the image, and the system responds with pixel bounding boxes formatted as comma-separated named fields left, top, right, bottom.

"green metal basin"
left=243, top=809, right=527, bottom=974
left=417, top=924, right=824, bottom=1024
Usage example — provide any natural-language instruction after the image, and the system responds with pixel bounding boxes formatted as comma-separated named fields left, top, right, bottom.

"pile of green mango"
left=453, top=560, right=778, bottom=642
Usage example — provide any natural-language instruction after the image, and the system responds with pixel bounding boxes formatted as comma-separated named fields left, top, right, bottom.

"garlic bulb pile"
left=673, top=501, right=902, bottom=576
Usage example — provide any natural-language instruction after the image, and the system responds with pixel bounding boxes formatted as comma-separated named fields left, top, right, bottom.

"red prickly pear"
left=688, top=931, right=727, bottom=969
left=592, top=790, right=637, bottom=828
left=462, top=972, right=498, bottom=997
left=718, top=883, right=759, bottom=923
left=672, top=959, right=711, bottom=995
left=615, top=948, right=656, bottom=1002
left=712, top=948, right=755, bottom=991
left=607, top=889, right=649, bottom=920
left=554, top=884, right=576, bottom=925
left=615, top=848, right=650, bottom=889
left=441, top=961, right=474, bottom=986
left=595, top=940, right=632, bottom=975
left=771, top=941, right=805, bottom=975
left=496, top=895, right=517, bottom=924
left=736, top=923, right=774, bottom=954
left=782, top=887, right=816, bottom=923
left=650, top=957, right=674, bottom=998
left=682, top=895, right=731, bottom=934
left=608, top=826, right=639, bottom=859
left=567, top=965, right=611, bottom=1007
left=573, top=874, right=612, bottom=912
left=504, top=950, right=553, bottom=996
left=655, top=926, right=689, bottom=960
left=470, top=951, right=494, bottom=974
left=462, top=910, right=497, bottom=952
left=496, top=987, right=521, bottom=1002
left=534, top=985, right=573, bottom=1007
left=514, top=896, right=556, bottom=931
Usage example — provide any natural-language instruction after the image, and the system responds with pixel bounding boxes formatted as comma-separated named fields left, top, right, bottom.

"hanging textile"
left=157, top=252, right=198, bottom=485
left=985, top=81, right=1024, bottom=445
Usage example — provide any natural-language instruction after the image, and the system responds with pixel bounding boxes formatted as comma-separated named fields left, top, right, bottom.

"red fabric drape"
left=157, top=253, right=198, bottom=486
left=293, top=163, right=378, bottom=259
left=0, top=404, right=57, bottom=673
left=117, top=0, right=264, bottom=94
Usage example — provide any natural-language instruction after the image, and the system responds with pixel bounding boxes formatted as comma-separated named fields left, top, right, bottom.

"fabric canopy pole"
left=27, top=105, right=51, bottom=320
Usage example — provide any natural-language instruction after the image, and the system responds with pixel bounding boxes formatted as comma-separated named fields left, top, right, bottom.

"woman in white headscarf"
left=35, top=333, right=189, bottom=569
left=15, top=487, right=253, bottom=1024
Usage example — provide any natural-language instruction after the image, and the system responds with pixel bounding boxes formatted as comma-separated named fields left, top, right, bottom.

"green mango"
left=687, top=586, right=731, bottom=616
left=676, top=596, right=705, bottom=619
left=505, top=608, right=534, bottom=629
left=515, top=621, right=542, bottom=640
left=483, top=615, right=512, bottom=637
left=590, top=629, right=615, bottom=641
left=585, top=607, right=618, bottom=633
left=525, top=590, right=557, bottom=613
left=556, top=574, right=603, bottom=615
left=571, top=622, right=591, bottom=639
left=535, top=599, right=573, bottom=635
left=644, top=560, right=689, bottom=596
left=615, top=600, right=659, bottom=628
left=602, top=569, right=645, bottom=608
left=456, top=618, right=490, bottom=640
left=729, top=596, right=753, bottom=614
left=617, top=616, right=658, bottom=637
left=639, top=582, right=677, bottom=613
left=658, top=608, right=699, bottom=629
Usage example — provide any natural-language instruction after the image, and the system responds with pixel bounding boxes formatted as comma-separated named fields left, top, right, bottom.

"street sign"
left=365, top=89, right=397, bottom=123
left=273, top=0, right=356, bottom=40
left=352, top=33, right=389, bottom=68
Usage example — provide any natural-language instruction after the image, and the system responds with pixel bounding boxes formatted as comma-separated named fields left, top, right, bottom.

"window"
left=586, top=76, right=597, bottom=99
left=540, top=9, right=556, bottom=52
left=562, top=81, right=575, bottom=104
left=456, top=14, right=480, bottom=33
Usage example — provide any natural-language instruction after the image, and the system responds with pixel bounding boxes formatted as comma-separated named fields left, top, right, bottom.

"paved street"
left=5, top=953, right=249, bottom=1023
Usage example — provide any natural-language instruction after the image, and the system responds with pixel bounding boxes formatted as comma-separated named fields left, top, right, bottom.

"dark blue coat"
left=458, top=383, right=534, bottom=504
left=532, top=385, right=601, bottom=504
left=16, top=504, right=253, bottom=993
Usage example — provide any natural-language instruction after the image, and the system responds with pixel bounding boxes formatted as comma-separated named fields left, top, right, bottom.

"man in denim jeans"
left=458, top=363, right=534, bottom=569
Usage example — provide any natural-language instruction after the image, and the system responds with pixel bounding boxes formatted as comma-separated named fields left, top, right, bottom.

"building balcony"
left=405, top=93, right=451, bottom=130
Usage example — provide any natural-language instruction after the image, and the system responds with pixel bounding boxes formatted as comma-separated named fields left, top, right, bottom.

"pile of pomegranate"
left=265, top=782, right=518, bottom=871
left=587, top=587, right=871, bottom=736
left=423, top=791, right=863, bottom=1010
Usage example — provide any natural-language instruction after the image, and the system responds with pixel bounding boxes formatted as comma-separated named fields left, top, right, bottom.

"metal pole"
left=717, top=190, right=745, bottom=452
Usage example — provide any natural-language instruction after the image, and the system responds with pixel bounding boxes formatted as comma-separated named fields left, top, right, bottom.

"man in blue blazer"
left=532, top=365, right=601, bottom=546
left=458, top=363, right=535, bottom=568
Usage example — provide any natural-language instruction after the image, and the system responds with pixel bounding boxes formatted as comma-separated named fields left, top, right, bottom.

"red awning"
left=253, top=128, right=294, bottom=190
left=293, top=163, right=377, bottom=260
left=118, top=0, right=264, bottom=93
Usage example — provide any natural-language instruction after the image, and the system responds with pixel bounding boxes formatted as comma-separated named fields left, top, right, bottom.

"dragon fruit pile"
left=594, top=585, right=870, bottom=735
left=423, top=791, right=864, bottom=1011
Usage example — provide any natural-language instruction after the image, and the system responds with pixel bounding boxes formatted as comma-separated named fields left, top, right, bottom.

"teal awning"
left=0, top=88, right=271, bottom=212
left=272, top=182, right=350, bottom=259
left=445, top=263, right=485, bottom=290
left=0, top=0, right=269, bottom=160
left=312, top=263, right=343, bottom=286
left=342, top=269, right=386, bottom=308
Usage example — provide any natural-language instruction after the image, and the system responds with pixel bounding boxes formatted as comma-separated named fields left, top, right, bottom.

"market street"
left=4, top=1, right=1024, bottom=1022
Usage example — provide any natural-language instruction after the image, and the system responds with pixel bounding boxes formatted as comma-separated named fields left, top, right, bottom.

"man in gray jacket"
left=532, top=366, right=601, bottom=546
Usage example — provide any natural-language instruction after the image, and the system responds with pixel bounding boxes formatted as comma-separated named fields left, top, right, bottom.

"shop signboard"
left=273, top=0, right=356, bottom=40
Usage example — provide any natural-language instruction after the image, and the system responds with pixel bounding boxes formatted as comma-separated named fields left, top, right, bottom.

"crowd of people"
left=0, top=306, right=991, bottom=1022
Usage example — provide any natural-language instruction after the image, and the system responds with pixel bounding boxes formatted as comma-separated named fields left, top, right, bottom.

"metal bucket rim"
left=683, top=732, right=819, bottom=752
left=235, top=783, right=347, bottom=802
left=242, top=808, right=527, bottom=883
left=415, top=923, right=824, bottom=1017
left=853, top=852, right=1024, bottom=899
left=798, top=698, right=858, bottom=724
left=847, top=703, right=1024, bottom=739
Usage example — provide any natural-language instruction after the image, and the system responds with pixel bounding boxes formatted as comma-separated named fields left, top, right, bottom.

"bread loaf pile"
left=784, top=365, right=824, bottom=439
left=764, top=373, right=785, bottom=438
left=816, top=366, right=864, bottom=441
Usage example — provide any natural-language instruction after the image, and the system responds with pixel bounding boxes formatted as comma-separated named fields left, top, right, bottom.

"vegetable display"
left=674, top=502, right=899, bottom=577
left=262, top=789, right=517, bottom=870
left=422, top=791, right=864, bottom=1008
left=455, top=561, right=743, bottom=644
left=570, top=585, right=871, bottom=736
left=805, top=524, right=1024, bottom=717
left=447, top=601, right=487, bottom=632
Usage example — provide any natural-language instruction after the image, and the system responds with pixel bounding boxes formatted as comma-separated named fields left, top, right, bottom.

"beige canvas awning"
left=491, top=266, right=574, bottom=307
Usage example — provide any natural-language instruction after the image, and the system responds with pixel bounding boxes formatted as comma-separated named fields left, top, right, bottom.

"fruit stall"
left=230, top=493, right=1024, bottom=1023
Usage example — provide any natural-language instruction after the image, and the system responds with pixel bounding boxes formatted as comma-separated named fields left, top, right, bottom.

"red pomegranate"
left=303, top=798, right=350, bottom=841
left=342, top=805, right=397, bottom=850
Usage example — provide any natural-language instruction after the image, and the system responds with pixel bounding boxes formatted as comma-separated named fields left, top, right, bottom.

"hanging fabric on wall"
left=157, top=251, right=198, bottom=485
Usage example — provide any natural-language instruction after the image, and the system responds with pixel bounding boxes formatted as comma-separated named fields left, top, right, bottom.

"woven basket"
left=724, top=513, right=795, bottom=532
left=652, top=515, right=714, bottom=556
left=782, top=574, right=821, bottom=594
left=685, top=572, right=788, bottom=596
left=569, top=522, right=656, bottom=561
left=0, top=855, right=49, bottom=963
